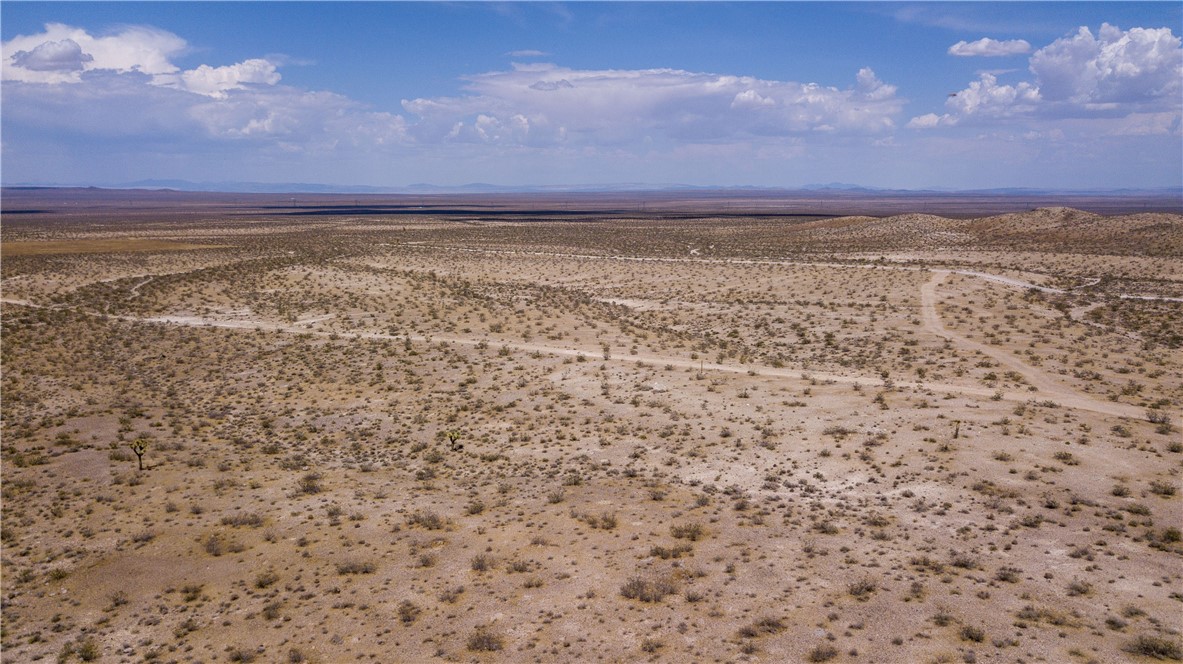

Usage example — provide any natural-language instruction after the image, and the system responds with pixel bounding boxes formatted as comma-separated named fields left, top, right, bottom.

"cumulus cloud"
left=948, top=38, right=1031, bottom=57
left=11, top=39, right=93, bottom=72
left=507, top=49, right=549, bottom=57
left=2, top=23, right=406, bottom=154
left=947, top=73, right=1040, bottom=117
left=3, top=22, right=905, bottom=163
left=912, top=23, right=1181, bottom=130
left=906, top=112, right=950, bottom=129
left=2, top=23, right=281, bottom=96
left=3, top=23, right=184, bottom=83
left=171, top=59, right=283, bottom=98
left=1029, top=23, right=1182, bottom=107
left=402, top=63, right=903, bottom=146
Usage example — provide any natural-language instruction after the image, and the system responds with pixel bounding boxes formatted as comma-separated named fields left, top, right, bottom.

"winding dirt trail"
left=3, top=254, right=1155, bottom=420
left=3, top=294, right=1139, bottom=418
left=920, top=271, right=1141, bottom=418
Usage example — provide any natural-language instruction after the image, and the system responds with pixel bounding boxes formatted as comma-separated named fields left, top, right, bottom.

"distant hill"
left=4, top=179, right=1179, bottom=198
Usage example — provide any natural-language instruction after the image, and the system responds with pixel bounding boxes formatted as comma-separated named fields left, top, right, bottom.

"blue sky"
left=2, top=2, right=1181, bottom=190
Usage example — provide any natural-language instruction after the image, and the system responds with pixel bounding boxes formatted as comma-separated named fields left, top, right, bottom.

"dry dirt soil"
left=2, top=202, right=1181, bottom=664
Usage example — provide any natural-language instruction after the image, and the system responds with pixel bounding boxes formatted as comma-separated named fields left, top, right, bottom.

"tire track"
left=920, top=271, right=1140, bottom=419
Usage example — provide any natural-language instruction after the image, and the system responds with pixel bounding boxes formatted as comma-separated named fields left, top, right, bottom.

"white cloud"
left=1029, top=23, right=1182, bottom=107
left=913, top=24, right=1181, bottom=130
left=11, top=39, right=93, bottom=72
left=908, top=73, right=1038, bottom=129
left=2, top=23, right=281, bottom=97
left=2, top=23, right=184, bottom=83
left=731, top=89, right=775, bottom=109
left=948, top=38, right=1031, bottom=57
left=507, top=49, right=549, bottom=57
left=402, top=63, right=903, bottom=147
left=946, top=73, right=1040, bottom=117
left=906, top=112, right=952, bottom=129
left=172, top=59, right=282, bottom=98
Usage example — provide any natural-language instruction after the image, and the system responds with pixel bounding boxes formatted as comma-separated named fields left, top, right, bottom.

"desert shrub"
left=438, top=586, right=464, bottom=603
left=398, top=600, right=420, bottom=624
left=467, top=628, right=504, bottom=652
left=407, top=510, right=444, bottom=530
left=670, top=522, right=706, bottom=541
left=573, top=510, right=617, bottom=529
left=620, top=575, right=677, bottom=603
left=227, top=648, right=257, bottom=662
left=1066, top=579, right=1093, bottom=596
left=336, top=560, right=375, bottom=575
left=738, top=616, right=786, bottom=638
left=949, top=551, right=978, bottom=569
left=848, top=577, right=877, bottom=600
left=181, top=584, right=203, bottom=602
left=807, top=644, right=839, bottom=662
left=650, top=544, right=694, bottom=560
left=1123, top=635, right=1182, bottom=660
left=960, top=625, right=986, bottom=642
left=640, top=637, right=663, bottom=653
left=203, top=534, right=229, bottom=557
left=1149, top=481, right=1177, bottom=497
left=61, top=638, right=100, bottom=662
left=296, top=472, right=322, bottom=495
left=1053, top=450, right=1078, bottom=465
left=1146, top=410, right=1172, bottom=425
left=221, top=512, right=265, bottom=528
left=995, top=567, right=1022, bottom=583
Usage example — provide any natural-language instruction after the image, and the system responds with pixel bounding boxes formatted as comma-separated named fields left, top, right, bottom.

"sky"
left=2, top=2, right=1181, bottom=191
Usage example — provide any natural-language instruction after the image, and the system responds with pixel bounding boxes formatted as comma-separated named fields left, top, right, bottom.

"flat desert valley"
left=2, top=189, right=1181, bottom=663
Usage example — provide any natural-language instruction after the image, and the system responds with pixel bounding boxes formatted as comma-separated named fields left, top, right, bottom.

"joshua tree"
left=445, top=430, right=463, bottom=452
left=130, top=439, right=148, bottom=471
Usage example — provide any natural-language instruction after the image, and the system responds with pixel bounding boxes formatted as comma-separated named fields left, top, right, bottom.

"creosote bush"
left=620, top=575, right=677, bottom=603
left=1123, top=634, right=1183, bottom=660
left=467, top=627, right=504, bottom=652
left=336, top=560, right=376, bottom=575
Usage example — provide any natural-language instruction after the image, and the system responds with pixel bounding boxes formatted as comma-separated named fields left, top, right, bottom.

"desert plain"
left=1, top=189, right=1181, bottom=663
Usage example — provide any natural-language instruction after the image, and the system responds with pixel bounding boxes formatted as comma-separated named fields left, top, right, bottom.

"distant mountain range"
left=3, top=179, right=1180, bottom=197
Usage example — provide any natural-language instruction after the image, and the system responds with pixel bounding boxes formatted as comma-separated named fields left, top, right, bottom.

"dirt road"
left=919, top=271, right=1141, bottom=418
left=3, top=257, right=1154, bottom=420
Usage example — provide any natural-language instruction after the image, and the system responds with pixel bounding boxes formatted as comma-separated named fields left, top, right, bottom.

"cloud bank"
left=401, top=63, right=902, bottom=147
left=1, top=19, right=1178, bottom=189
left=3, top=23, right=905, bottom=155
left=2, top=23, right=407, bottom=145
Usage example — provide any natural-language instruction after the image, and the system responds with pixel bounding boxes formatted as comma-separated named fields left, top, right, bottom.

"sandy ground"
left=2, top=208, right=1181, bottom=664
